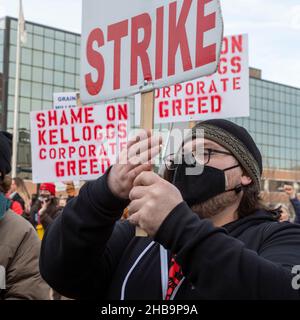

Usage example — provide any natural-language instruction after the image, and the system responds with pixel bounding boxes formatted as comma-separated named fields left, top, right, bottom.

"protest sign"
left=154, top=34, right=249, bottom=124
left=81, top=0, right=223, bottom=103
left=53, top=92, right=80, bottom=110
left=30, top=103, right=129, bottom=183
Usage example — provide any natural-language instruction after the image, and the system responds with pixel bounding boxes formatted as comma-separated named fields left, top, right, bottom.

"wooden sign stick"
left=135, top=89, right=155, bottom=237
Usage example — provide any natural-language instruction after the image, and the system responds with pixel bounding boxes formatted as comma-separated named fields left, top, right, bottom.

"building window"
left=44, top=52, right=54, bottom=69
left=43, top=69, right=53, bottom=84
left=20, top=80, right=32, bottom=98
left=33, top=34, right=44, bottom=51
left=54, top=55, right=64, bottom=71
left=21, top=65, right=32, bottom=81
left=65, top=57, right=75, bottom=73
left=32, top=82, right=42, bottom=99
left=54, top=71, right=64, bottom=86
left=43, top=84, right=53, bottom=100
left=21, top=48, right=32, bottom=65
left=44, top=37, right=55, bottom=53
left=32, top=67, right=43, bottom=82
left=33, top=51, right=43, bottom=67
left=55, top=40, right=65, bottom=55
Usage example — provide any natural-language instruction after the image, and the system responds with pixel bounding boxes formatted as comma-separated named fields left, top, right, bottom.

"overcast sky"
left=1, top=0, right=300, bottom=89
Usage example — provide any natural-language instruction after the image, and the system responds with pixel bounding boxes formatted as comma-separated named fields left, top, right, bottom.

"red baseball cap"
left=40, top=183, right=56, bottom=196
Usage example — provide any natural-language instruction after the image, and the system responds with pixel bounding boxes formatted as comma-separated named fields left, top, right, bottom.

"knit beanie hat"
left=40, top=183, right=56, bottom=196
left=190, top=119, right=262, bottom=189
left=0, top=131, right=12, bottom=179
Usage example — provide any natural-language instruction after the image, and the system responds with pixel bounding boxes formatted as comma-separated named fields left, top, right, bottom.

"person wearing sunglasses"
left=40, top=120, right=300, bottom=300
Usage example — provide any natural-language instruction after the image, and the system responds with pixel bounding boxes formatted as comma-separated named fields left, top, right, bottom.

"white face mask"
left=38, top=195, right=53, bottom=202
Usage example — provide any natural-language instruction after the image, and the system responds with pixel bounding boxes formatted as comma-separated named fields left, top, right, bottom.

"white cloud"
left=0, top=1, right=6, bottom=18
left=221, top=0, right=300, bottom=88
left=288, top=5, right=300, bottom=30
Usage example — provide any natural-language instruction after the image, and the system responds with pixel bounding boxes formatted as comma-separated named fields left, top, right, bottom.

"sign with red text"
left=53, top=92, right=80, bottom=110
left=30, top=103, right=129, bottom=183
left=81, top=0, right=223, bottom=104
left=154, top=34, right=249, bottom=124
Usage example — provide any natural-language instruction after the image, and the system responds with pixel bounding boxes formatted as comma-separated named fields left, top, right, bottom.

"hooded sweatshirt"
left=0, top=192, right=49, bottom=300
left=40, top=173, right=300, bottom=300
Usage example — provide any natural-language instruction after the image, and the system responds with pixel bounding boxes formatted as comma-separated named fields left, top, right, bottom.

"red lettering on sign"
left=118, top=123, right=127, bottom=139
left=220, top=78, right=229, bottom=92
left=48, top=111, right=57, bottom=126
left=195, top=0, right=216, bottom=68
left=79, top=160, right=88, bottom=175
left=218, top=57, right=227, bottom=75
left=233, top=77, right=241, bottom=90
left=85, top=28, right=105, bottom=95
left=174, top=84, right=182, bottom=97
left=60, top=128, right=68, bottom=144
left=71, top=127, right=80, bottom=143
left=60, top=112, right=68, bottom=126
left=198, top=96, right=208, bottom=114
left=185, top=98, right=195, bottom=115
left=49, top=130, right=58, bottom=145
left=212, top=95, right=222, bottom=112
left=36, top=113, right=45, bottom=128
left=172, top=100, right=182, bottom=116
left=159, top=101, right=169, bottom=118
left=38, top=130, right=46, bottom=146
left=231, top=56, right=241, bottom=74
left=168, top=0, right=192, bottom=76
left=70, top=108, right=82, bottom=124
left=90, top=159, right=100, bottom=175
left=197, top=81, right=205, bottom=95
left=39, top=148, right=46, bottom=160
left=84, top=107, right=94, bottom=124
left=131, top=13, right=152, bottom=85
left=209, top=80, right=217, bottom=94
left=89, top=145, right=96, bottom=157
left=108, top=20, right=129, bottom=90
left=186, top=82, right=194, bottom=96
left=155, top=6, right=164, bottom=80
left=231, top=35, right=243, bottom=54
left=55, top=162, right=64, bottom=177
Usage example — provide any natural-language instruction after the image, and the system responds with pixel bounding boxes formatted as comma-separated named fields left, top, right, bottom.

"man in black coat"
left=40, top=120, right=300, bottom=300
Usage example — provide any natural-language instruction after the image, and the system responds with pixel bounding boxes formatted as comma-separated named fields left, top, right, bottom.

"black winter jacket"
left=40, top=173, right=300, bottom=300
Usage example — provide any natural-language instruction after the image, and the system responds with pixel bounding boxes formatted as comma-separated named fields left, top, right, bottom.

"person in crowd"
left=284, top=185, right=300, bottom=224
left=0, top=131, right=49, bottom=300
left=65, top=182, right=76, bottom=203
left=1, top=176, right=23, bottom=215
left=9, top=177, right=31, bottom=215
left=276, top=203, right=291, bottom=222
left=30, top=183, right=61, bottom=232
left=40, top=120, right=300, bottom=300
left=58, top=195, right=67, bottom=210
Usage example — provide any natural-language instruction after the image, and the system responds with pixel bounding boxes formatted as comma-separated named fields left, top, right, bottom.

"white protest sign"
left=81, top=0, right=223, bottom=103
left=53, top=92, right=80, bottom=110
left=154, top=34, right=249, bottom=124
left=30, top=103, right=129, bottom=183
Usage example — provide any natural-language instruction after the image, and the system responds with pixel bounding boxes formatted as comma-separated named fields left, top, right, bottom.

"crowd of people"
left=1, top=120, right=300, bottom=300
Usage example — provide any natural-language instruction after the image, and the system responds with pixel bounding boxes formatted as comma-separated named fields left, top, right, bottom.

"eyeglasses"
left=164, top=148, right=233, bottom=170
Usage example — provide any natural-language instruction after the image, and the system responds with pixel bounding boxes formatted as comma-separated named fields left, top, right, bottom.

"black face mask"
left=172, top=163, right=242, bottom=207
